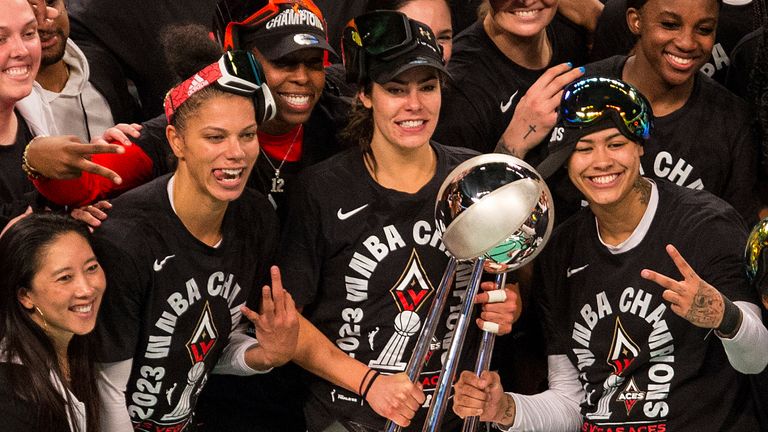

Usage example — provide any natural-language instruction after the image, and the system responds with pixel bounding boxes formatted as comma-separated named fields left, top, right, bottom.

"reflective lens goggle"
left=213, top=0, right=325, bottom=50
left=561, top=77, right=652, bottom=141
left=164, top=50, right=268, bottom=122
left=342, top=11, right=442, bottom=82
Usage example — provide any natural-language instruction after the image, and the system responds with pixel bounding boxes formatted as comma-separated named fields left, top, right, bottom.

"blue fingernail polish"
left=579, top=66, right=585, bottom=73
left=567, top=62, right=573, bottom=67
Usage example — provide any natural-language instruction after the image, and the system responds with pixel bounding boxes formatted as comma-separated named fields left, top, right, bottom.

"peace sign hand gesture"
left=641, top=244, right=725, bottom=329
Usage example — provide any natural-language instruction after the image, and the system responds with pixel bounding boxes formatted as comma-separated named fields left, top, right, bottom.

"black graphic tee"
left=585, top=55, right=761, bottom=225
left=92, top=174, right=278, bottom=431
left=537, top=180, right=759, bottom=431
left=280, top=143, right=480, bottom=431
left=434, top=17, right=588, bottom=154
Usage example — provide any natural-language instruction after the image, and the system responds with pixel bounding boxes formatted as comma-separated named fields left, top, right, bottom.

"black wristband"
left=362, top=371, right=381, bottom=401
left=358, top=369, right=375, bottom=397
left=715, top=296, right=743, bottom=339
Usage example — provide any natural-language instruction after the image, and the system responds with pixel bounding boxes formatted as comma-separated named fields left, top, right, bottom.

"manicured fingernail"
left=567, top=62, right=572, bottom=67
left=579, top=67, right=585, bottom=73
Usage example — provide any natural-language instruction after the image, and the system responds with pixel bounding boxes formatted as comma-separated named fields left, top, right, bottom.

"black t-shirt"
left=434, top=17, right=589, bottom=154
left=92, top=174, right=278, bottom=431
left=279, top=143, right=480, bottom=431
left=584, top=55, right=761, bottom=225
left=590, top=0, right=758, bottom=85
left=537, top=179, right=758, bottom=431
left=0, top=112, right=38, bottom=228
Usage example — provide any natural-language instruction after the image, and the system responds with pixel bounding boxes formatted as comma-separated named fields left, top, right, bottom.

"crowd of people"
left=1, top=0, right=767, bottom=431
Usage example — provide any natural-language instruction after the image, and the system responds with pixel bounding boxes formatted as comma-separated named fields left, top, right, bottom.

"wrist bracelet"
left=715, top=296, right=742, bottom=339
left=362, top=371, right=381, bottom=401
left=358, top=368, right=375, bottom=397
left=22, top=136, right=46, bottom=179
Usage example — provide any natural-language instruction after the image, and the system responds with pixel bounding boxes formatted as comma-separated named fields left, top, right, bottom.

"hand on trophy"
left=474, top=281, right=522, bottom=336
left=453, top=370, right=512, bottom=424
left=366, top=372, right=426, bottom=427
left=242, top=266, right=300, bottom=369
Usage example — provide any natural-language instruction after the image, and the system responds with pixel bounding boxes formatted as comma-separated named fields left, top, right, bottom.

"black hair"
left=340, top=82, right=375, bottom=162
left=161, top=24, right=242, bottom=131
left=0, top=213, right=100, bottom=432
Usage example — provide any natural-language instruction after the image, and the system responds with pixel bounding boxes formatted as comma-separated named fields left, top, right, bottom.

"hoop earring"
left=34, top=306, right=49, bottom=333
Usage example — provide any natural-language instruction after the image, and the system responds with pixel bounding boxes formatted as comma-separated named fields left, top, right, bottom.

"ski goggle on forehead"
left=560, top=77, right=652, bottom=142
left=342, top=11, right=443, bottom=81
left=213, top=0, right=325, bottom=50
left=164, top=50, right=275, bottom=124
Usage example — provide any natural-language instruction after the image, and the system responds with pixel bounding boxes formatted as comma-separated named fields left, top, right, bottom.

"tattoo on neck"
left=523, top=124, right=537, bottom=139
left=685, top=281, right=724, bottom=328
left=634, top=178, right=651, bottom=204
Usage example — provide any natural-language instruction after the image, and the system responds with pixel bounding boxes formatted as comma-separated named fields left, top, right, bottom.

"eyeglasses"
left=342, top=10, right=442, bottom=82
left=213, top=0, right=326, bottom=50
left=560, top=77, right=652, bottom=142
left=164, top=50, right=271, bottom=122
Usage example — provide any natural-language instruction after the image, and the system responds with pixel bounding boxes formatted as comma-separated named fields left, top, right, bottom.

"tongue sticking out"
left=213, top=169, right=242, bottom=181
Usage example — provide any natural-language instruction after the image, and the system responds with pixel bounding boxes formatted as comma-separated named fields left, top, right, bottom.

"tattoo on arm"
left=634, top=177, right=651, bottom=204
left=523, top=125, right=537, bottom=139
left=685, top=282, right=724, bottom=328
left=495, top=137, right=521, bottom=157
left=498, top=393, right=516, bottom=426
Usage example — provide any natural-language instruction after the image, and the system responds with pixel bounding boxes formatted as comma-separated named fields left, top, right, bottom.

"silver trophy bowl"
left=435, top=153, right=554, bottom=273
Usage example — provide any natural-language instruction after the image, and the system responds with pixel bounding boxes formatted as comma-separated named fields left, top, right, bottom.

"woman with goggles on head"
left=581, top=0, right=764, bottom=225
left=278, top=10, right=521, bottom=431
left=86, top=29, right=381, bottom=432
left=453, top=76, right=768, bottom=431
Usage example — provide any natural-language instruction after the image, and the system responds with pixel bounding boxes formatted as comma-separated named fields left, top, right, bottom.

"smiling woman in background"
left=0, top=213, right=104, bottom=432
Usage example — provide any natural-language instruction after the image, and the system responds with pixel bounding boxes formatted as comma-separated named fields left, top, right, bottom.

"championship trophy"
left=385, top=153, right=554, bottom=432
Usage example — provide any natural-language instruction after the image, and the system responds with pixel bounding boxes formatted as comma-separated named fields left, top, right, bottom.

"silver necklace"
left=262, top=124, right=302, bottom=193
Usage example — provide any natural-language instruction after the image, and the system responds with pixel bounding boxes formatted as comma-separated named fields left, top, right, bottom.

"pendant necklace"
left=262, top=124, right=302, bottom=194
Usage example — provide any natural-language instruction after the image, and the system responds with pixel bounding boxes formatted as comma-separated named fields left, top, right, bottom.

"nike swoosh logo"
left=500, top=90, right=519, bottom=113
left=153, top=254, right=176, bottom=272
left=337, top=204, right=369, bottom=220
left=566, top=264, right=589, bottom=278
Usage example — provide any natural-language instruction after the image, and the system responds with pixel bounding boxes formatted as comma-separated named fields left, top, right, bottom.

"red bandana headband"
left=164, top=61, right=225, bottom=123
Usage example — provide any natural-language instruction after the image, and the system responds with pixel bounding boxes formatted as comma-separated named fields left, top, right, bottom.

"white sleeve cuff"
left=718, top=301, right=768, bottom=374
left=212, top=323, right=272, bottom=376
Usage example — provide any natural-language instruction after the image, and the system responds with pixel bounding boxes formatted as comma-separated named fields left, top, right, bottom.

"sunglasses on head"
left=560, top=77, right=652, bottom=142
left=213, top=0, right=325, bottom=50
left=164, top=50, right=275, bottom=124
left=342, top=11, right=442, bottom=83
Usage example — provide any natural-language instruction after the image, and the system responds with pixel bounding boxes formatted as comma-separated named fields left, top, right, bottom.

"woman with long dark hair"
left=280, top=10, right=520, bottom=431
left=0, top=213, right=104, bottom=432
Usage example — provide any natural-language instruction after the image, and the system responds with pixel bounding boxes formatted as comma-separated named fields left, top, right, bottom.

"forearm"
left=292, top=315, right=372, bottom=396
left=213, top=321, right=269, bottom=375
left=96, top=360, right=135, bottom=432
left=558, top=0, right=604, bottom=32
left=497, top=355, right=583, bottom=432
left=719, top=301, right=768, bottom=374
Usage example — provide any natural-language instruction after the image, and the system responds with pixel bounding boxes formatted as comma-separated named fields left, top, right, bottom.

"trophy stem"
left=462, top=272, right=506, bottom=432
left=422, top=258, right=486, bottom=432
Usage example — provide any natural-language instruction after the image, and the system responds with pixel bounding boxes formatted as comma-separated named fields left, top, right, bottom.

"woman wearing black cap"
left=452, top=76, right=768, bottom=431
left=278, top=10, right=521, bottom=431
